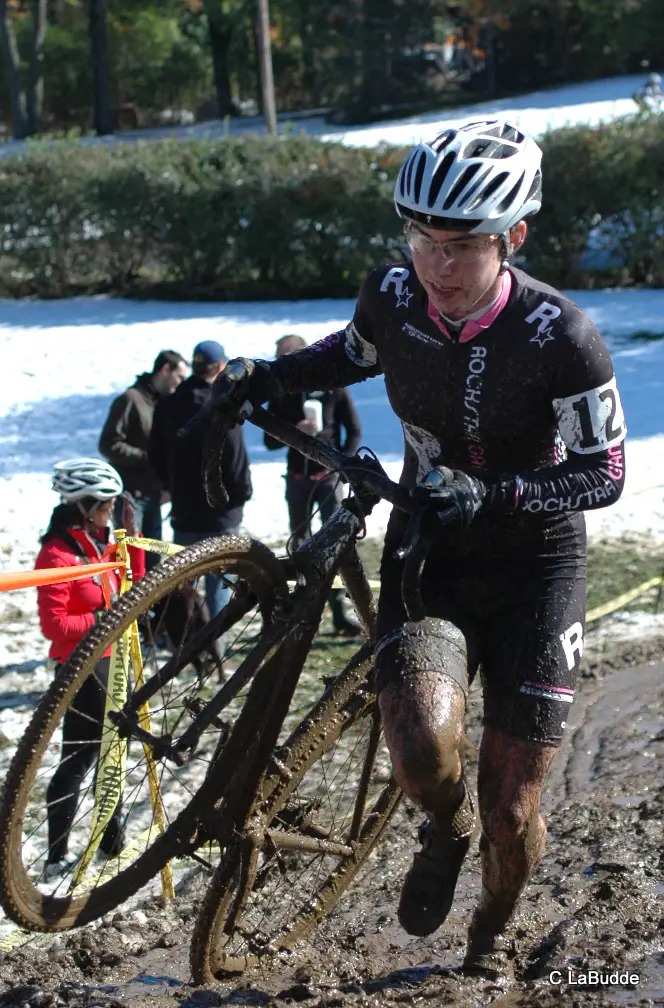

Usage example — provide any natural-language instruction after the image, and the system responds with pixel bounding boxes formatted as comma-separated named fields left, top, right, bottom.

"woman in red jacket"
left=35, top=457, right=145, bottom=877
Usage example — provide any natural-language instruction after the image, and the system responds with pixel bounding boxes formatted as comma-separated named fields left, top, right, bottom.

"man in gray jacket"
left=99, top=350, right=187, bottom=557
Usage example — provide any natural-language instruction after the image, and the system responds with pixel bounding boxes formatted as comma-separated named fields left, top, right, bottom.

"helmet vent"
left=500, top=124, right=524, bottom=142
left=496, top=170, right=525, bottom=213
left=427, top=151, right=457, bottom=207
left=400, top=152, right=414, bottom=198
left=463, top=139, right=516, bottom=160
left=526, top=169, right=542, bottom=204
left=457, top=165, right=494, bottom=208
left=412, top=150, right=428, bottom=203
left=406, top=150, right=419, bottom=195
left=479, top=122, right=524, bottom=142
left=431, top=129, right=456, bottom=152
left=466, top=171, right=509, bottom=212
left=441, top=163, right=482, bottom=211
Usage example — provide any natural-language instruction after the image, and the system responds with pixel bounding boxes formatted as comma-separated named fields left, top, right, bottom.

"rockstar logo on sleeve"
left=396, top=287, right=414, bottom=308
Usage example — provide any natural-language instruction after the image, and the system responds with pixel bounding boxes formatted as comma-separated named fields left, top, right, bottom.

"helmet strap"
left=498, top=233, right=511, bottom=274
left=77, top=499, right=101, bottom=524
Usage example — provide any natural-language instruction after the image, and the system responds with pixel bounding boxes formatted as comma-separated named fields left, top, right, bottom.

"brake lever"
left=393, top=507, right=424, bottom=561
left=201, top=400, right=254, bottom=509
left=397, top=506, right=460, bottom=622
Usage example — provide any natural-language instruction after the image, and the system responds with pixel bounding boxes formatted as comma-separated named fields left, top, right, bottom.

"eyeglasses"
left=404, top=226, right=500, bottom=263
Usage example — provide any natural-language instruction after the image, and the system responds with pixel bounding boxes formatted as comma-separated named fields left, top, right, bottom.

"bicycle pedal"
left=271, top=798, right=320, bottom=830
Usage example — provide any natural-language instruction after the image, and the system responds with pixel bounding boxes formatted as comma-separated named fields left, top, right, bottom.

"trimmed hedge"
left=1, top=117, right=663, bottom=299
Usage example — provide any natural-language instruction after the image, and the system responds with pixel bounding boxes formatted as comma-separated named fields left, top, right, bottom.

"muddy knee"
left=376, top=619, right=468, bottom=806
left=382, top=697, right=463, bottom=803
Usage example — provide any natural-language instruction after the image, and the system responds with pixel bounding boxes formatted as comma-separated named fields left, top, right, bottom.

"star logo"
left=529, top=326, right=555, bottom=348
left=396, top=286, right=414, bottom=308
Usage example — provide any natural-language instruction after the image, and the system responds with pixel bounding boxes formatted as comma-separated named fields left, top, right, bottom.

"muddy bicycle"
left=0, top=404, right=456, bottom=980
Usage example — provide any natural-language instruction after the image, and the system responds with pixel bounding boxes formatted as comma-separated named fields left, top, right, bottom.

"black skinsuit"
left=253, top=265, right=627, bottom=744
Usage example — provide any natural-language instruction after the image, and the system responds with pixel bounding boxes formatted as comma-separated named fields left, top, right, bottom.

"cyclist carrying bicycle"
left=203, top=120, right=626, bottom=981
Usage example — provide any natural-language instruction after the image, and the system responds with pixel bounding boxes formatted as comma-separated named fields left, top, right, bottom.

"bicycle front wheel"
left=0, top=535, right=287, bottom=932
left=191, top=646, right=401, bottom=981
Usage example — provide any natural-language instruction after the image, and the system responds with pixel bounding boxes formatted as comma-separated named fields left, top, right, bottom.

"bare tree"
left=256, top=0, right=276, bottom=134
left=89, top=0, right=113, bottom=135
left=0, top=0, right=28, bottom=138
left=26, top=0, right=47, bottom=134
left=203, top=0, right=235, bottom=118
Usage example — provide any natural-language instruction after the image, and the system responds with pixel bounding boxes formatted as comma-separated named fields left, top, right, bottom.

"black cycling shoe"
left=398, top=789, right=475, bottom=937
left=99, top=817, right=126, bottom=858
left=329, top=589, right=363, bottom=636
left=462, top=928, right=515, bottom=986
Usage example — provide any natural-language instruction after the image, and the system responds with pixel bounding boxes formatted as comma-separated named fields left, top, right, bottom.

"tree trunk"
left=203, top=0, right=235, bottom=118
left=298, top=0, right=317, bottom=106
left=89, top=0, right=113, bottom=135
left=484, top=20, right=496, bottom=93
left=360, top=0, right=386, bottom=117
left=26, top=0, right=47, bottom=135
left=0, top=0, right=28, bottom=139
left=256, top=0, right=276, bottom=134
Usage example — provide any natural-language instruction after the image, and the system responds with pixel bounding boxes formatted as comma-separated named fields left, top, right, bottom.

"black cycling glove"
left=179, top=358, right=274, bottom=440
left=411, top=466, right=486, bottom=528
left=208, top=358, right=274, bottom=411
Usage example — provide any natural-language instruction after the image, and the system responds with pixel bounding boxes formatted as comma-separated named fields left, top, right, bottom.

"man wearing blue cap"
left=149, top=341, right=252, bottom=647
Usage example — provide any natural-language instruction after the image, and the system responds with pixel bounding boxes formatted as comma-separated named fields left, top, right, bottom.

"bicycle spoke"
left=11, top=565, right=269, bottom=905
left=203, top=686, right=394, bottom=972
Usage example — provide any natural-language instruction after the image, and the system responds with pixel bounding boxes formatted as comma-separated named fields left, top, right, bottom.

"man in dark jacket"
left=264, top=334, right=362, bottom=634
left=99, top=350, right=188, bottom=554
left=149, top=340, right=252, bottom=620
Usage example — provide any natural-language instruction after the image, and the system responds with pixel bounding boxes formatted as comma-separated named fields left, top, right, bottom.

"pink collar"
left=427, top=270, right=513, bottom=343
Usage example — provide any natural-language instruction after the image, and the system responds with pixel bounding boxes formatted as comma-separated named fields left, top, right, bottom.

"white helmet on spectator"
left=394, top=119, right=543, bottom=234
left=52, top=458, right=123, bottom=503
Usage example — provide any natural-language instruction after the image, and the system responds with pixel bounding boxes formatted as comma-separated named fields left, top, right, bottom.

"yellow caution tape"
left=71, top=627, right=129, bottom=889
left=129, top=618, right=174, bottom=901
left=0, top=927, right=54, bottom=952
left=124, top=535, right=184, bottom=556
left=123, top=532, right=380, bottom=590
left=586, top=575, right=663, bottom=624
left=71, top=531, right=174, bottom=900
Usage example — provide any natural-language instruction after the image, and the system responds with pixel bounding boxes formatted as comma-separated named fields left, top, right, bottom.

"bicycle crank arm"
left=265, top=829, right=354, bottom=859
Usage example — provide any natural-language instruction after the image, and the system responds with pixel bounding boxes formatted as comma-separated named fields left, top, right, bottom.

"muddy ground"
left=1, top=634, right=663, bottom=1008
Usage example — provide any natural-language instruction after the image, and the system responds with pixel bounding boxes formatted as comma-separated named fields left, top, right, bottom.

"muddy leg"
left=379, top=672, right=466, bottom=811
left=379, top=671, right=475, bottom=936
left=464, top=728, right=558, bottom=974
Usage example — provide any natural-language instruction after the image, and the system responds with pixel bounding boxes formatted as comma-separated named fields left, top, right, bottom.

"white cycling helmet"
left=395, top=119, right=543, bottom=234
left=52, top=458, right=123, bottom=503
left=648, top=72, right=661, bottom=85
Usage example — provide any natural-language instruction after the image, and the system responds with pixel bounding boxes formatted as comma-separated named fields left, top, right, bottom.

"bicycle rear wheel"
left=0, top=536, right=288, bottom=932
left=190, top=646, right=401, bottom=981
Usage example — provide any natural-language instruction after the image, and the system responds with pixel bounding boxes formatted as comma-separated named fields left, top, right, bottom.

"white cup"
left=303, top=398, right=323, bottom=434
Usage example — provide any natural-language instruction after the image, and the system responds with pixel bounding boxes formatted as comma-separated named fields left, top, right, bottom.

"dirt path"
left=1, top=638, right=663, bottom=1008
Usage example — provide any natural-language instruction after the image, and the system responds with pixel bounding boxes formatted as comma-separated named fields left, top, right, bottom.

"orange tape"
left=0, top=560, right=125, bottom=592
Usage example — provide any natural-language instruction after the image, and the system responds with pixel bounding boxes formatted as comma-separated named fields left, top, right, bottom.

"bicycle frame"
left=114, top=500, right=374, bottom=768
left=120, top=402, right=454, bottom=763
